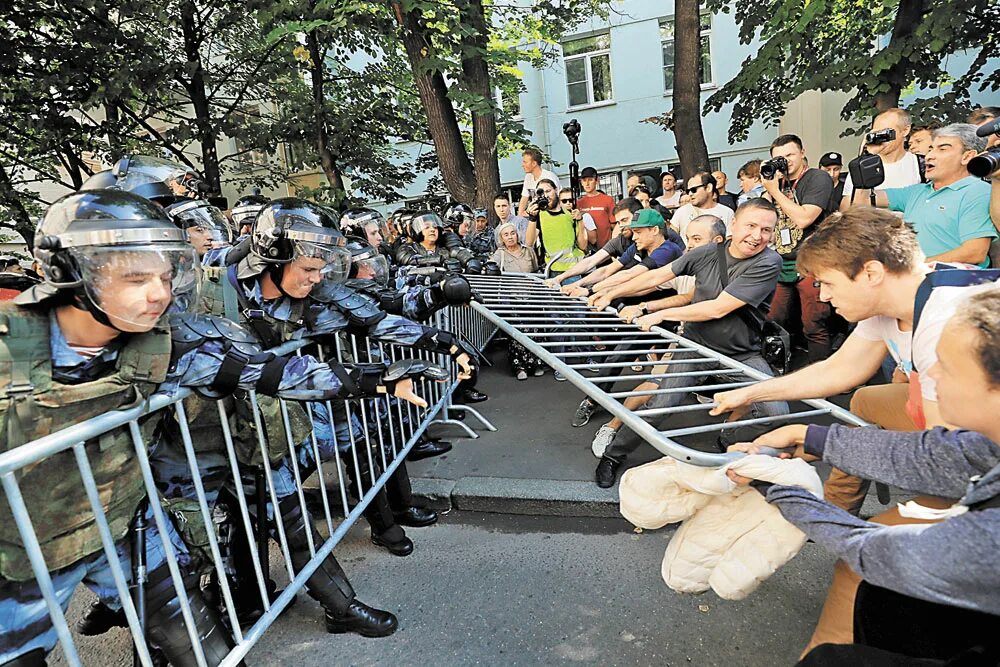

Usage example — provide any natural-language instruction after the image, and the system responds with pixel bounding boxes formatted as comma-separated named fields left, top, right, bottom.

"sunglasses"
left=684, top=183, right=706, bottom=194
left=559, top=198, right=574, bottom=203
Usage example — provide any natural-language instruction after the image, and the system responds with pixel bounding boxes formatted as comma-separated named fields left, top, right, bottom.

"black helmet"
left=409, top=210, right=444, bottom=244
left=443, top=203, right=474, bottom=230
left=464, top=258, right=484, bottom=275
left=483, top=261, right=501, bottom=276
left=250, top=197, right=350, bottom=281
left=79, top=169, right=118, bottom=191
left=164, top=199, right=233, bottom=256
left=345, top=235, right=390, bottom=286
left=232, top=191, right=270, bottom=228
left=390, top=208, right=416, bottom=240
left=87, top=155, right=207, bottom=206
left=341, top=208, right=389, bottom=246
left=29, top=189, right=199, bottom=330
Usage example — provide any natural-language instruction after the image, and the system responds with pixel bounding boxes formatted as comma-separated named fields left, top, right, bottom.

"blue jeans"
left=0, top=510, right=186, bottom=662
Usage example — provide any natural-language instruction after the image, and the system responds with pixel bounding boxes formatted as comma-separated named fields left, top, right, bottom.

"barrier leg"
left=130, top=500, right=148, bottom=667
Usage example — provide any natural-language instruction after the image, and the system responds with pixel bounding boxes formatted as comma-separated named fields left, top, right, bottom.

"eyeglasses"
left=559, top=198, right=574, bottom=203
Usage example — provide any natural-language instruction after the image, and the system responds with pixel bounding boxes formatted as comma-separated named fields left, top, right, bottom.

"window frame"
left=659, top=13, right=715, bottom=94
left=562, top=33, right=615, bottom=111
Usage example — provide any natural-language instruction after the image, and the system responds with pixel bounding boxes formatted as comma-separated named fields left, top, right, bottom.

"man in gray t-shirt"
left=590, top=199, right=790, bottom=487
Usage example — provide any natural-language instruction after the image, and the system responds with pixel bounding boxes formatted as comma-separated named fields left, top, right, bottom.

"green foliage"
left=703, top=0, right=1000, bottom=142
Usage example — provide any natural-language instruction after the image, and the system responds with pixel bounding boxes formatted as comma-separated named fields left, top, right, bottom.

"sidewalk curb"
left=413, top=476, right=621, bottom=518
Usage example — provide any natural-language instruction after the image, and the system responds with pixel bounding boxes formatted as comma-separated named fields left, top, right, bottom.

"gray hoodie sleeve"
left=808, top=425, right=1000, bottom=499
left=765, top=485, right=1000, bottom=614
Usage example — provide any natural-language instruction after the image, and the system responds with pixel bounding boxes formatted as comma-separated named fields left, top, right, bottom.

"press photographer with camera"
left=968, top=111, right=1000, bottom=267
left=761, top=134, right=835, bottom=362
left=840, top=108, right=922, bottom=211
left=524, top=179, right=587, bottom=274
left=851, top=123, right=995, bottom=268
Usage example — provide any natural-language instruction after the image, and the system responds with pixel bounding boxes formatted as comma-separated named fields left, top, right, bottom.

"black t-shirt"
left=669, top=241, right=782, bottom=359
left=601, top=235, right=633, bottom=258
left=772, top=167, right=833, bottom=261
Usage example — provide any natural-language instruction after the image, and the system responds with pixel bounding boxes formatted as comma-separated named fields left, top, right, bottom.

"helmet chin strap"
left=71, top=286, right=121, bottom=331
left=266, top=263, right=293, bottom=298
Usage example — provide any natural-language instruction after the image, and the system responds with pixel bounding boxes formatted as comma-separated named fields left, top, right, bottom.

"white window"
left=562, top=33, right=613, bottom=109
left=660, top=14, right=713, bottom=92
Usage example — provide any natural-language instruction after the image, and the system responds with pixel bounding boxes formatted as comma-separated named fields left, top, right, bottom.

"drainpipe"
left=536, top=46, right=553, bottom=158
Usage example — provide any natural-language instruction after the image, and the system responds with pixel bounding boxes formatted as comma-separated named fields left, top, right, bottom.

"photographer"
left=517, top=147, right=561, bottom=217
left=840, top=108, right=921, bottom=211
left=544, top=198, right=643, bottom=290
left=852, top=123, right=995, bottom=268
left=525, top=179, right=586, bottom=274
left=762, top=134, right=835, bottom=362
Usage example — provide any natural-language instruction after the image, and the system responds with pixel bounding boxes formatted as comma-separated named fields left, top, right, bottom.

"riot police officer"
left=231, top=192, right=270, bottom=238
left=164, top=198, right=233, bottom=263
left=0, top=190, right=443, bottom=665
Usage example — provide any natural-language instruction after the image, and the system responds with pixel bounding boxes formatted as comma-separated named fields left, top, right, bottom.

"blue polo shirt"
left=886, top=176, right=995, bottom=268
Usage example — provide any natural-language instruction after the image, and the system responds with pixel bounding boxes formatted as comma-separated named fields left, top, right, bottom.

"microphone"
left=975, top=117, right=1000, bottom=137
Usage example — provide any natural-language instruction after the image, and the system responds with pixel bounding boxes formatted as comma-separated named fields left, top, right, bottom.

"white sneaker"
left=591, top=425, right=617, bottom=458
left=516, top=370, right=528, bottom=381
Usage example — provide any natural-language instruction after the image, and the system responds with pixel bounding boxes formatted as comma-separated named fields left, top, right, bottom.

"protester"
left=576, top=167, right=616, bottom=247
left=840, top=108, right=921, bottom=210
left=763, top=133, right=835, bottom=362
left=587, top=199, right=787, bottom=487
left=854, top=123, right=995, bottom=268
left=907, top=124, right=936, bottom=157
left=656, top=171, right=681, bottom=210
left=736, top=159, right=765, bottom=206
left=494, top=193, right=531, bottom=246
left=517, top=146, right=560, bottom=217
left=544, top=197, right=643, bottom=290
left=728, top=286, right=1000, bottom=665
left=712, top=170, right=739, bottom=210
left=491, top=221, right=538, bottom=273
left=670, top=172, right=735, bottom=238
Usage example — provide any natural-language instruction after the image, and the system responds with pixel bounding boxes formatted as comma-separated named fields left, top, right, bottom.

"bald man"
left=840, top=107, right=922, bottom=210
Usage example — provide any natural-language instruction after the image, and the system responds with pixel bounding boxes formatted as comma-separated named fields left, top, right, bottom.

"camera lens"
left=968, top=149, right=1000, bottom=178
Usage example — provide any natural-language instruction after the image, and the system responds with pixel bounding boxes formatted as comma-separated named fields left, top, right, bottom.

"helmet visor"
left=115, top=156, right=203, bottom=198
left=295, top=241, right=351, bottom=284
left=72, top=244, right=200, bottom=331
left=353, top=254, right=390, bottom=287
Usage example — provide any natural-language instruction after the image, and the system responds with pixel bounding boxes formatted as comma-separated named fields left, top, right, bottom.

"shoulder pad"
left=169, top=312, right=264, bottom=357
left=345, top=278, right=378, bottom=296
left=315, top=284, right=386, bottom=328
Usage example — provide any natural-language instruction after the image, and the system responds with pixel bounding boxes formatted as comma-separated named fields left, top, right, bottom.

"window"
left=562, top=33, right=613, bottom=109
left=660, top=14, right=713, bottom=92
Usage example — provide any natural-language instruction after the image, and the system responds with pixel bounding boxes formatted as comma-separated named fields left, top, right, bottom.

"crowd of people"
left=1, top=103, right=1000, bottom=666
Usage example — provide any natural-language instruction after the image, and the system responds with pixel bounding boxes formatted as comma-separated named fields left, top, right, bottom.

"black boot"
left=385, top=464, right=437, bottom=528
left=346, top=450, right=413, bottom=556
left=406, top=437, right=452, bottom=461
left=144, top=564, right=242, bottom=667
left=458, top=387, right=488, bottom=403
left=0, top=649, right=47, bottom=666
left=393, top=506, right=438, bottom=527
left=76, top=600, right=126, bottom=636
left=277, top=496, right=396, bottom=637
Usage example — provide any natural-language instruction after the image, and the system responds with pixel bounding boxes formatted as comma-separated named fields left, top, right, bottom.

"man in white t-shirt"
left=840, top=107, right=922, bottom=210
left=517, top=146, right=561, bottom=217
left=670, top=171, right=735, bottom=238
left=709, top=207, right=997, bottom=513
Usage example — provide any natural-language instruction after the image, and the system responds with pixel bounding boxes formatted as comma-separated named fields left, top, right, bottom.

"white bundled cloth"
left=619, top=454, right=823, bottom=600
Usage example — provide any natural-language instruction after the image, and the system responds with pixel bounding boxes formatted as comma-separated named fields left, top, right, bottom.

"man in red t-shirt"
left=576, top=166, right=616, bottom=247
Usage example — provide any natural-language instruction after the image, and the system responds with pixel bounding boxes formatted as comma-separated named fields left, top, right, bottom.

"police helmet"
left=251, top=198, right=351, bottom=283
left=409, top=210, right=445, bottom=244
left=84, top=155, right=207, bottom=206
left=443, top=203, right=474, bottom=231
left=341, top=208, right=390, bottom=247
left=345, top=236, right=390, bottom=286
left=164, top=199, right=233, bottom=256
left=231, top=192, right=270, bottom=228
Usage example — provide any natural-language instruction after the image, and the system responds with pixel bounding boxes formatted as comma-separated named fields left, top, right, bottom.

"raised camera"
left=866, top=128, right=897, bottom=145
left=760, top=157, right=789, bottom=180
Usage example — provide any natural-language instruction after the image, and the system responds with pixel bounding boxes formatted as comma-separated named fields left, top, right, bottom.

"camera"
left=759, top=157, right=789, bottom=180
left=969, top=149, right=1000, bottom=178
left=563, top=119, right=581, bottom=146
left=532, top=187, right=550, bottom=211
left=866, top=128, right=897, bottom=145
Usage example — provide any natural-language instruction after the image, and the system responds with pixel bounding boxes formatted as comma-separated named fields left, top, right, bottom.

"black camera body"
left=563, top=119, right=581, bottom=146
left=848, top=153, right=885, bottom=190
left=969, top=149, right=1000, bottom=179
left=760, top=156, right=789, bottom=180
left=866, top=128, right=897, bottom=145
left=533, top=188, right=550, bottom=212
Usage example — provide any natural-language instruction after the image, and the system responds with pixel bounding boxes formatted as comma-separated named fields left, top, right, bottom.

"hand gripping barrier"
left=464, top=273, right=869, bottom=467
left=0, top=308, right=495, bottom=667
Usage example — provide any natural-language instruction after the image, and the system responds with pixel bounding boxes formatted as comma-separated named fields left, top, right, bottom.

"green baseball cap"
left=630, top=209, right=665, bottom=229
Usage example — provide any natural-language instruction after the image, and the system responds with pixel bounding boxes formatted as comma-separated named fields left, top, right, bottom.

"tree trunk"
left=304, top=28, right=346, bottom=199
left=393, top=2, right=477, bottom=204
left=457, top=0, right=501, bottom=216
left=873, top=0, right=925, bottom=112
left=179, top=0, right=222, bottom=194
left=672, top=0, right=711, bottom=179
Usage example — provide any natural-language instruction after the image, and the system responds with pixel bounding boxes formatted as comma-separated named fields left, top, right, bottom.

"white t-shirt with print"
left=521, top=169, right=562, bottom=200
left=842, top=151, right=921, bottom=202
left=671, top=203, right=735, bottom=238
left=852, top=280, right=999, bottom=402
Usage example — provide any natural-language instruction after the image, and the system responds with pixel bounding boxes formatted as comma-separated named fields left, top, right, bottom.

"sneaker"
left=533, top=367, right=545, bottom=377
left=572, top=399, right=596, bottom=427
left=554, top=370, right=567, bottom=382
left=516, top=370, right=528, bottom=381
left=591, top=425, right=617, bottom=458
left=582, top=357, right=600, bottom=373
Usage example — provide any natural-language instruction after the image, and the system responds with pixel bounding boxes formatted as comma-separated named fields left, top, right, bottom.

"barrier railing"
left=0, top=305, right=496, bottom=667
left=466, top=273, right=868, bottom=467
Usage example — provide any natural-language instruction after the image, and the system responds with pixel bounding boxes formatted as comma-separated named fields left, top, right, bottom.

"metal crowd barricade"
left=464, top=273, right=868, bottom=467
left=0, top=313, right=496, bottom=667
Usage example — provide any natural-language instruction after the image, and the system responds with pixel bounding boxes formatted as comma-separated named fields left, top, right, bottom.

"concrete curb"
left=412, top=476, right=621, bottom=518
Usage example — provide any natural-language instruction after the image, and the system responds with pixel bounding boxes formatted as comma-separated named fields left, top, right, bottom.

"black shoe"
left=77, top=600, right=126, bottom=636
left=393, top=506, right=438, bottom=527
left=459, top=387, right=488, bottom=403
left=595, top=457, right=621, bottom=489
left=325, top=599, right=398, bottom=638
left=407, top=439, right=452, bottom=461
left=371, top=532, right=414, bottom=557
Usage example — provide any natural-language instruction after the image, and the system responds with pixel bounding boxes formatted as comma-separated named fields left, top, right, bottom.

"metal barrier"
left=466, top=273, right=868, bottom=466
left=0, top=306, right=496, bottom=667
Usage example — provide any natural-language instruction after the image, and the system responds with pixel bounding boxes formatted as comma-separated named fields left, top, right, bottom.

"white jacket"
left=619, top=454, right=823, bottom=600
